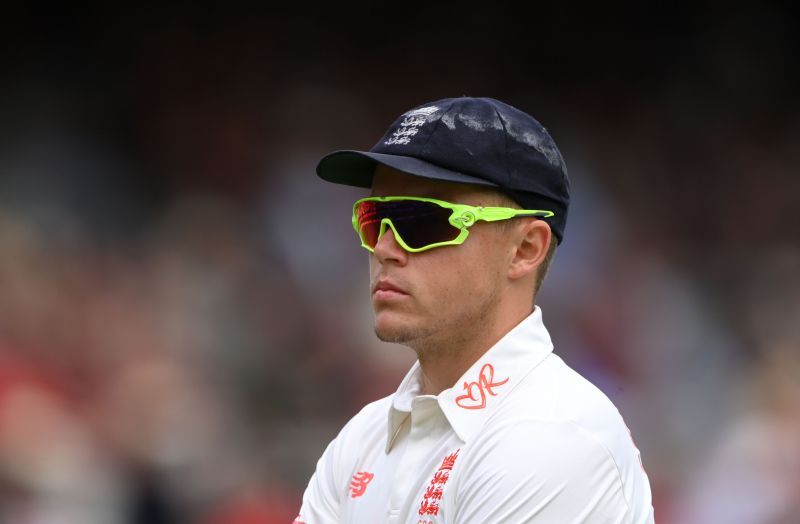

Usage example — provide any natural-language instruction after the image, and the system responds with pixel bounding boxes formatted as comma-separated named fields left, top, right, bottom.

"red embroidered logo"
left=292, top=517, right=305, bottom=524
left=418, top=449, right=460, bottom=516
left=455, top=363, right=509, bottom=410
left=349, top=471, right=375, bottom=498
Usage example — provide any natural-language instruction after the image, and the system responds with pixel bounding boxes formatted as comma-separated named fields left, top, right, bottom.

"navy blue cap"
left=316, top=97, right=570, bottom=243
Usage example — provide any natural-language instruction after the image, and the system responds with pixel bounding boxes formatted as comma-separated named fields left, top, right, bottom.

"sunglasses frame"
left=352, top=196, right=555, bottom=253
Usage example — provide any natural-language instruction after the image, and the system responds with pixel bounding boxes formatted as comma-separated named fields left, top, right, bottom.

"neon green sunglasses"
left=352, top=196, right=554, bottom=253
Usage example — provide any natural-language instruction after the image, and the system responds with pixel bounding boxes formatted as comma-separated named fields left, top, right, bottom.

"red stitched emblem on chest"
left=455, top=363, right=509, bottom=410
left=349, top=471, right=374, bottom=498
left=418, top=449, right=460, bottom=516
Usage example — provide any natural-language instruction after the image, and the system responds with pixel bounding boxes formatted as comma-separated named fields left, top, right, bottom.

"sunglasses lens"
left=355, top=201, right=382, bottom=248
left=355, top=200, right=460, bottom=250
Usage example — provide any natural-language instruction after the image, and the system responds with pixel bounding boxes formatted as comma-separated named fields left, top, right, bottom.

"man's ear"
left=508, top=220, right=552, bottom=281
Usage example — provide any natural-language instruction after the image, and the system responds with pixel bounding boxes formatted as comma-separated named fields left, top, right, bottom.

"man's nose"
left=373, top=223, right=408, bottom=265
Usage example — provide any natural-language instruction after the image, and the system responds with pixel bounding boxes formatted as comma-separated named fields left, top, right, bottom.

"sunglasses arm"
left=471, top=207, right=555, bottom=223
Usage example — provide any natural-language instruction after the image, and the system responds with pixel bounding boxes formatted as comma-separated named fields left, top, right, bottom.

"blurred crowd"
left=1, top=4, right=799, bottom=523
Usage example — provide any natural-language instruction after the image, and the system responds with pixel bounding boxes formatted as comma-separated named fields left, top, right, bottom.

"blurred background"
left=1, top=2, right=798, bottom=523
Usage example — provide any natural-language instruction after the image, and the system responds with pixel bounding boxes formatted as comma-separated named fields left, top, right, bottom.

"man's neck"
left=413, top=305, right=534, bottom=396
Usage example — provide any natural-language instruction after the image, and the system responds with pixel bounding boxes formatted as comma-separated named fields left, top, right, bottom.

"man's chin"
left=373, top=312, right=422, bottom=344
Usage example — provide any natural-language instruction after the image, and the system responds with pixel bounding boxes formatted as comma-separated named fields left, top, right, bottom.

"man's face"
left=368, top=166, right=514, bottom=351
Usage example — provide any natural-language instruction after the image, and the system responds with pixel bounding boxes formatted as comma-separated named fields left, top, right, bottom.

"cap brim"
left=316, top=150, right=499, bottom=190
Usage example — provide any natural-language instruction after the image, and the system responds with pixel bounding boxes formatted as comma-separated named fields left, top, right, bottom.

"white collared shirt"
left=296, top=308, right=654, bottom=523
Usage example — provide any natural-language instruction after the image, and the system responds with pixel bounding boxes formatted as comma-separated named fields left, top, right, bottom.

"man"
left=295, top=97, right=654, bottom=523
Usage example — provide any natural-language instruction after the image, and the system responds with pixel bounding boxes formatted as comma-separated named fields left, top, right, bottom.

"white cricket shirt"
left=296, top=308, right=655, bottom=523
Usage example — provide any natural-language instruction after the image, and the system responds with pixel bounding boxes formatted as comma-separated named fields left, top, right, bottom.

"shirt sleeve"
left=296, top=432, right=346, bottom=524
left=451, top=418, right=653, bottom=524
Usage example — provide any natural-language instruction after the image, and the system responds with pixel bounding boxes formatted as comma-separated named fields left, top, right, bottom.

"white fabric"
left=296, top=308, right=655, bottom=523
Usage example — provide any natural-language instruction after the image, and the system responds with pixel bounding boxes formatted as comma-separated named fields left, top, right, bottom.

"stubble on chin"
left=373, top=312, right=454, bottom=359
left=374, top=318, right=428, bottom=346
left=373, top=307, right=441, bottom=353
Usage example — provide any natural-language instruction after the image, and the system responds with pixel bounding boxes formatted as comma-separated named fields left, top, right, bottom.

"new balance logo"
left=349, top=471, right=375, bottom=498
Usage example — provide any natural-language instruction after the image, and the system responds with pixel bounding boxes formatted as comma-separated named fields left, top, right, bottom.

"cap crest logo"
left=384, top=106, right=439, bottom=146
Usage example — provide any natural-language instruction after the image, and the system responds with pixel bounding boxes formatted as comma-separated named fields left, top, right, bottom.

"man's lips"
left=372, top=280, right=409, bottom=299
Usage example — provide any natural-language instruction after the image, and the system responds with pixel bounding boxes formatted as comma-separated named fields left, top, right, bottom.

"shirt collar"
left=386, top=307, right=554, bottom=451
